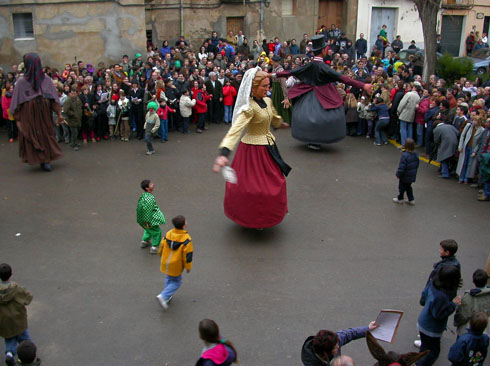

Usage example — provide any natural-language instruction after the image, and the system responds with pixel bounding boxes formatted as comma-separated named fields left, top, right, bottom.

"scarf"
left=24, top=53, right=45, bottom=91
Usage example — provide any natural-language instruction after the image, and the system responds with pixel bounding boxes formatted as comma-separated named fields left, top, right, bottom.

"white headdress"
left=232, top=66, right=262, bottom=125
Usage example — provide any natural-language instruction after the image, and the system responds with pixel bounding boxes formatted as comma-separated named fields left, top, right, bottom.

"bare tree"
left=413, top=0, right=442, bottom=82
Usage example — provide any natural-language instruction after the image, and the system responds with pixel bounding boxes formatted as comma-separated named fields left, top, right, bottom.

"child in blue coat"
left=448, top=311, right=489, bottom=366
left=393, top=138, right=419, bottom=205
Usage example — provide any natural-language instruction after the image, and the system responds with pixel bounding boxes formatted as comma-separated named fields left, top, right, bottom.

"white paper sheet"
left=370, top=310, right=403, bottom=343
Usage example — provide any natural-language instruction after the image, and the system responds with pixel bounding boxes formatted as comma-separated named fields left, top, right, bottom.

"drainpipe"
left=180, top=0, right=184, bottom=36
left=259, top=0, right=264, bottom=39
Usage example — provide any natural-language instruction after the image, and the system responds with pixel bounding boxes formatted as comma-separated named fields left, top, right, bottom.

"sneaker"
left=196, top=129, right=203, bottom=133
left=64, top=139, right=70, bottom=144
left=477, top=195, right=490, bottom=201
left=392, top=198, right=404, bottom=204
left=406, top=200, right=415, bottom=206
left=373, top=142, right=381, bottom=146
left=5, top=352, right=15, bottom=366
left=146, top=151, right=152, bottom=156
left=307, top=144, right=321, bottom=150
left=203, top=126, right=209, bottom=130
left=150, top=246, right=159, bottom=254
left=366, top=135, right=371, bottom=138
left=73, top=145, right=80, bottom=151
left=383, top=141, right=388, bottom=145
left=140, top=240, right=150, bottom=248
left=124, top=138, right=129, bottom=142
left=156, top=294, right=168, bottom=309
left=413, top=340, right=421, bottom=348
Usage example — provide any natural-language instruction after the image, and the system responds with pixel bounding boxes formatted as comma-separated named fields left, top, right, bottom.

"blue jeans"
left=357, top=118, right=366, bottom=136
left=416, top=123, right=424, bottom=146
left=160, top=275, right=182, bottom=300
left=5, top=329, right=31, bottom=355
left=181, top=117, right=190, bottom=133
left=158, top=119, right=168, bottom=141
left=484, top=181, right=490, bottom=197
left=458, top=145, right=473, bottom=182
left=197, top=113, right=206, bottom=130
left=400, top=120, right=413, bottom=146
left=375, top=118, right=389, bottom=144
left=224, top=105, right=233, bottom=123
left=441, top=159, right=450, bottom=178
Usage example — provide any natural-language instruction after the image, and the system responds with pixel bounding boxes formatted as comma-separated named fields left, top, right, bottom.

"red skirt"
left=224, top=142, right=287, bottom=228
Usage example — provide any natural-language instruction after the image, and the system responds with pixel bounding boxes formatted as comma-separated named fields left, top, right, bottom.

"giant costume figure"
left=274, top=35, right=372, bottom=147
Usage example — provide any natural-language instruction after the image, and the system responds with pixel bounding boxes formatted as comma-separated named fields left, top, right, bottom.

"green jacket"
left=0, top=281, right=33, bottom=338
left=136, top=192, right=166, bottom=228
left=454, top=286, right=490, bottom=335
left=63, top=96, right=83, bottom=128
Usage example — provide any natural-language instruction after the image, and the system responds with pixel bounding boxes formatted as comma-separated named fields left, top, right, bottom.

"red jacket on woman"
left=192, top=87, right=210, bottom=114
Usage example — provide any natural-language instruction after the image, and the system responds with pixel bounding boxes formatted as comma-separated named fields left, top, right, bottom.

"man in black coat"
left=355, top=33, right=367, bottom=60
left=391, top=35, right=403, bottom=54
left=129, top=80, right=145, bottom=139
left=205, top=72, right=223, bottom=124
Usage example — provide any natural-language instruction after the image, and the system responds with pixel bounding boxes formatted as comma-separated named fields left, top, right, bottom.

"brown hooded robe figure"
left=366, top=332, right=429, bottom=366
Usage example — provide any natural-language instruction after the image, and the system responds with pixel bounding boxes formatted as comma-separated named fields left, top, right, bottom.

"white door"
left=370, top=7, right=396, bottom=51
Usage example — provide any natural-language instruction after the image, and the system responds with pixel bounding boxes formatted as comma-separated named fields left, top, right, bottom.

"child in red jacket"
left=1, top=83, right=18, bottom=143
left=192, top=81, right=211, bottom=133
left=157, top=100, right=175, bottom=142
left=222, top=80, right=237, bottom=124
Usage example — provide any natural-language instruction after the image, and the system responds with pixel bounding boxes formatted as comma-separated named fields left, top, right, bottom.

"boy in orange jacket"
left=156, top=215, right=193, bottom=309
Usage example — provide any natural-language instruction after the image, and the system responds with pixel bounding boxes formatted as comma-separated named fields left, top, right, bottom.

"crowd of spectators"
left=1, top=25, right=490, bottom=198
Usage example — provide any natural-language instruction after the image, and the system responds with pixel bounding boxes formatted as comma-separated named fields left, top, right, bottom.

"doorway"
left=441, top=15, right=464, bottom=56
left=369, top=7, right=396, bottom=50
left=226, top=17, right=244, bottom=37
left=318, top=0, right=343, bottom=33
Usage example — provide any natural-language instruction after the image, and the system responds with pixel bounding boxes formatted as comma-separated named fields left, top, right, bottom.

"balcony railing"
left=441, top=0, right=474, bottom=9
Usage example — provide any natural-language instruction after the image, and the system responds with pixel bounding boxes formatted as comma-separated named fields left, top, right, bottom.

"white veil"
left=231, top=66, right=262, bottom=125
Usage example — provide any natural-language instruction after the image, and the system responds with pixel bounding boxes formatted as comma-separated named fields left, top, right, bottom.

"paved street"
left=1, top=125, right=488, bottom=366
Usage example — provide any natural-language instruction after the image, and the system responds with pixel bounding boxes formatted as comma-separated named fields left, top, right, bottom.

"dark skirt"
left=17, top=97, right=63, bottom=165
left=291, top=90, right=346, bottom=143
left=224, top=143, right=287, bottom=228
left=271, top=82, right=292, bottom=124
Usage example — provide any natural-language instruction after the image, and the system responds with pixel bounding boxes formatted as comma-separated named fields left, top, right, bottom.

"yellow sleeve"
left=270, top=101, right=283, bottom=129
left=183, top=237, right=193, bottom=271
left=218, top=106, right=254, bottom=151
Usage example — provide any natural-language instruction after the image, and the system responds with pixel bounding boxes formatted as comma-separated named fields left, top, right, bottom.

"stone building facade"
left=1, top=0, right=361, bottom=70
left=0, top=0, right=147, bottom=69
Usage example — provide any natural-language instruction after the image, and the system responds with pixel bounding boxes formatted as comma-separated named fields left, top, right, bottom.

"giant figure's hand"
left=213, top=155, right=229, bottom=173
left=363, top=83, right=373, bottom=95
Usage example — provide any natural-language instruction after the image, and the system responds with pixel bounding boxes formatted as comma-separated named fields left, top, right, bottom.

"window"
left=13, top=13, right=34, bottom=39
left=282, top=0, right=296, bottom=16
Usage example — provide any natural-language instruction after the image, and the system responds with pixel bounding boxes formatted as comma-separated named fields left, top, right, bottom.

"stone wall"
left=147, top=0, right=319, bottom=51
left=0, top=0, right=147, bottom=70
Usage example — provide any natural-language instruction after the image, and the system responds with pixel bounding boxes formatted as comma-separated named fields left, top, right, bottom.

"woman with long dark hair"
left=416, top=265, right=462, bottom=366
left=10, top=53, right=63, bottom=171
